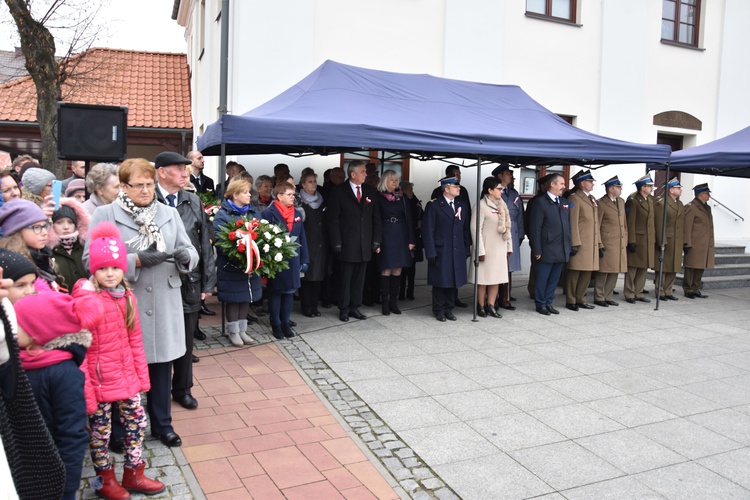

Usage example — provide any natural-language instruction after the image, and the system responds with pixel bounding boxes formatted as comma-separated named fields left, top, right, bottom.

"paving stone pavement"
left=77, top=276, right=750, bottom=499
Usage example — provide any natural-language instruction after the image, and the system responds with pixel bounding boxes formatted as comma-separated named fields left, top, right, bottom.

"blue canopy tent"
left=648, top=125, right=750, bottom=177
left=198, top=60, right=672, bottom=317
left=198, top=60, right=670, bottom=166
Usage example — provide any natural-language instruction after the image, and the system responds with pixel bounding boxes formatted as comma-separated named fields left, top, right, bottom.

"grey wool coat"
left=84, top=202, right=199, bottom=364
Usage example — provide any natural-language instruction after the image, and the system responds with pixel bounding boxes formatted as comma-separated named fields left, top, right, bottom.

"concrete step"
left=715, top=244, right=746, bottom=255
left=702, top=264, right=750, bottom=277
left=647, top=269, right=750, bottom=289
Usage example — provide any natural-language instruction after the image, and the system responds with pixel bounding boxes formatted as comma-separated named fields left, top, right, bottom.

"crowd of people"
left=0, top=149, right=715, bottom=499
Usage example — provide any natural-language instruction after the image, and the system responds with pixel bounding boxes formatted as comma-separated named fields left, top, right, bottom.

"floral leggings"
left=88, top=394, right=147, bottom=471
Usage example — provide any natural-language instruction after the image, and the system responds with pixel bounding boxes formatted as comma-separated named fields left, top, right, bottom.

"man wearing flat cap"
left=623, top=174, right=656, bottom=303
left=423, top=176, right=472, bottom=321
left=594, top=176, right=627, bottom=307
left=654, top=177, right=685, bottom=301
left=493, top=165, right=524, bottom=309
left=565, top=170, right=601, bottom=311
left=154, top=151, right=217, bottom=409
left=682, top=183, right=714, bottom=298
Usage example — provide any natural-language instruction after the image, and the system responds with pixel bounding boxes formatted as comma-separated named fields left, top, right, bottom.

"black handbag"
left=0, top=303, right=66, bottom=500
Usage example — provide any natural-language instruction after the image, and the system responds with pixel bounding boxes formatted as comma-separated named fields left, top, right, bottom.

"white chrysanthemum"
left=285, top=235, right=291, bottom=242
left=272, top=225, right=281, bottom=234
left=264, top=231, right=272, bottom=239
left=274, top=252, right=283, bottom=262
left=260, top=219, right=269, bottom=224
left=263, top=244, right=270, bottom=252
left=274, top=238, right=282, bottom=248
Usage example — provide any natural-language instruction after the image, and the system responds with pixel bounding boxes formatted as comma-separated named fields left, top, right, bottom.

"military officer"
left=594, top=176, right=627, bottom=307
left=623, top=174, right=656, bottom=303
left=493, top=164, right=525, bottom=310
left=682, top=183, right=714, bottom=298
left=423, top=176, right=472, bottom=321
left=654, top=177, right=685, bottom=300
left=565, top=170, right=601, bottom=311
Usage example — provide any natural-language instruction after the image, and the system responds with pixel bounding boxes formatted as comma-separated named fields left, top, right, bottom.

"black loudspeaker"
left=57, top=102, right=128, bottom=161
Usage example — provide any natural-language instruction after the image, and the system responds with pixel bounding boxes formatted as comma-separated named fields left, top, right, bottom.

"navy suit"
left=423, top=195, right=471, bottom=316
left=529, top=193, right=572, bottom=308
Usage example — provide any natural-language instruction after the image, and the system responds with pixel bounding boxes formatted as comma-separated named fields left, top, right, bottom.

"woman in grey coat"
left=85, top=158, right=198, bottom=447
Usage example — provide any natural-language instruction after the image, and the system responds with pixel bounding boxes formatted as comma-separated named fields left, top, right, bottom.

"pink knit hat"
left=15, top=292, right=100, bottom=345
left=88, top=221, right=128, bottom=274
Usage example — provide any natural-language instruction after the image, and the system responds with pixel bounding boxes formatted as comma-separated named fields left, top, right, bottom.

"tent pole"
left=217, top=0, right=230, bottom=193
left=655, top=162, right=670, bottom=311
left=471, top=159, right=482, bottom=322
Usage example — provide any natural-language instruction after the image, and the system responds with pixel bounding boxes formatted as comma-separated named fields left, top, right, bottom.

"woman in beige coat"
left=469, top=176, right=512, bottom=318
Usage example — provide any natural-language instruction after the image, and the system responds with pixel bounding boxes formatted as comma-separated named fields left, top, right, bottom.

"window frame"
left=525, top=0, right=578, bottom=24
left=661, top=0, right=701, bottom=48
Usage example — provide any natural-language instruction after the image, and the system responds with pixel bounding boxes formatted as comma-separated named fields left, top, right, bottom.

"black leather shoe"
left=485, top=305, right=502, bottom=319
left=436, top=315, right=446, bottom=322
left=509, top=296, right=517, bottom=302
left=349, top=309, right=367, bottom=320
left=246, top=313, right=258, bottom=324
left=501, top=304, right=516, bottom=311
left=476, top=305, right=487, bottom=318
left=605, top=300, right=619, bottom=306
left=613, top=290, right=619, bottom=295
left=321, top=302, right=333, bottom=308
left=576, top=303, right=595, bottom=310
left=302, top=310, right=316, bottom=318
left=445, top=312, right=457, bottom=321
left=312, top=309, right=322, bottom=317
left=289, top=320, right=297, bottom=327
left=593, top=301, right=609, bottom=307
left=192, top=355, right=199, bottom=363
left=200, top=305, right=216, bottom=316
left=194, top=328, right=207, bottom=341
left=281, top=323, right=295, bottom=338
left=536, top=307, right=551, bottom=316
left=154, top=432, right=182, bottom=447
left=546, top=306, right=560, bottom=315
left=636, top=297, right=651, bottom=303
left=666, top=295, right=679, bottom=301
left=339, top=312, right=350, bottom=322
left=684, top=292, right=695, bottom=299
left=454, top=299, right=468, bottom=308
left=174, top=394, right=198, bottom=410
left=625, top=298, right=636, bottom=304
left=694, top=291, right=708, bottom=298
left=271, top=324, right=285, bottom=339
left=566, top=303, right=579, bottom=311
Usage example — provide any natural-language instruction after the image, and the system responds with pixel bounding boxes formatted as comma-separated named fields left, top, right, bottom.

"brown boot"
left=121, top=463, right=165, bottom=496
left=95, top=467, right=130, bottom=500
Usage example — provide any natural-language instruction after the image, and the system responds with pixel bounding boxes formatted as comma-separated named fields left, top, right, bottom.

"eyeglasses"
left=125, top=182, right=155, bottom=191
left=282, top=192, right=296, bottom=197
left=25, top=222, right=51, bottom=234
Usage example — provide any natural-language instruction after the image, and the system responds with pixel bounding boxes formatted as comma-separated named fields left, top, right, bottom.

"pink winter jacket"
left=73, top=281, right=150, bottom=404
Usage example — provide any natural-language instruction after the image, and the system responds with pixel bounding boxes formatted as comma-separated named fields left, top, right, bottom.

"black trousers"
left=432, top=286, right=456, bottom=317
left=172, top=311, right=199, bottom=398
left=147, top=361, right=174, bottom=436
left=338, top=261, right=367, bottom=311
left=300, top=280, right=322, bottom=312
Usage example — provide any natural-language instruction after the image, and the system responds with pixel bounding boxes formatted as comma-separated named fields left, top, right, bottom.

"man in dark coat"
left=683, top=183, right=715, bottom=298
left=187, top=150, right=215, bottom=194
left=525, top=173, right=554, bottom=299
left=154, top=151, right=217, bottom=410
left=623, top=174, right=655, bottom=303
left=423, top=176, right=471, bottom=321
left=528, top=173, right=571, bottom=315
left=326, top=160, right=382, bottom=322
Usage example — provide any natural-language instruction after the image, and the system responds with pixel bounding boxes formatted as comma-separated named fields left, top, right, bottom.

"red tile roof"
left=0, top=48, right=192, bottom=129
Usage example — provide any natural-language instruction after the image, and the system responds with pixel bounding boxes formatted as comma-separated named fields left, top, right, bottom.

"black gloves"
left=427, top=256, right=437, bottom=265
left=599, top=248, right=605, bottom=259
left=627, top=243, right=637, bottom=253
left=570, top=246, right=579, bottom=256
left=173, top=247, right=191, bottom=265
left=372, top=242, right=381, bottom=252
left=137, top=242, right=169, bottom=268
left=684, top=245, right=691, bottom=255
left=332, top=245, right=342, bottom=255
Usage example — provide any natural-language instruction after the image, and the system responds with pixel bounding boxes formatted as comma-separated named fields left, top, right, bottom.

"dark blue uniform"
left=422, top=194, right=471, bottom=318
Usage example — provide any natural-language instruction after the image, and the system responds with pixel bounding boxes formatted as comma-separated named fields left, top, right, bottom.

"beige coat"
left=654, top=196, right=685, bottom=273
left=568, top=190, right=601, bottom=271
left=683, top=198, right=715, bottom=269
left=597, top=195, right=627, bottom=273
left=469, top=195, right=512, bottom=285
left=625, top=192, right=655, bottom=268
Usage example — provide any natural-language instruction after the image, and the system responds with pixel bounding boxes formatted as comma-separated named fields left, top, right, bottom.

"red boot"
left=95, top=467, right=130, bottom=500
left=121, top=463, right=165, bottom=496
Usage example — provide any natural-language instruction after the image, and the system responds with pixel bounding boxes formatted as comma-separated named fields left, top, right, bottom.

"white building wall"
left=177, top=0, right=750, bottom=243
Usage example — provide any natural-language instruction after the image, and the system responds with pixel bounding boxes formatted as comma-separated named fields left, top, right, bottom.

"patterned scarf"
left=115, top=191, right=166, bottom=251
left=58, top=231, right=79, bottom=255
left=380, top=189, right=403, bottom=202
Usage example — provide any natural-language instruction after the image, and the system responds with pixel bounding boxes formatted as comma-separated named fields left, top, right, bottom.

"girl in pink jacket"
left=73, top=222, right=164, bottom=499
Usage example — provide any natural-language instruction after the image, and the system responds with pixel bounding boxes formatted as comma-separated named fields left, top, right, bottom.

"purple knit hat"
left=0, top=199, right=47, bottom=236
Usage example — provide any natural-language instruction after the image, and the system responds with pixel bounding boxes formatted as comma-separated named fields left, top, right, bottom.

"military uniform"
left=594, top=177, right=627, bottom=304
left=565, top=171, right=601, bottom=308
left=623, top=176, right=656, bottom=302
left=683, top=184, right=714, bottom=297
left=654, top=178, right=685, bottom=299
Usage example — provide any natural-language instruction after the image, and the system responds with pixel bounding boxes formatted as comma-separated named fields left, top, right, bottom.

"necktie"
left=555, top=197, right=559, bottom=204
left=356, top=185, right=361, bottom=203
left=166, top=194, right=176, bottom=207
left=449, top=201, right=455, bottom=213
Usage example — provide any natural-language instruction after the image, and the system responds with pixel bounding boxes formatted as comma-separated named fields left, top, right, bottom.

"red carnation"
left=228, top=231, right=237, bottom=240
left=236, top=219, right=243, bottom=227
left=251, top=219, right=260, bottom=228
left=237, top=242, right=246, bottom=253
left=250, top=230, right=258, bottom=241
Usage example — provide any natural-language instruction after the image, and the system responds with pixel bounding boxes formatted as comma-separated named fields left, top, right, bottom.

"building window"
left=341, top=151, right=411, bottom=181
left=662, top=0, right=700, bottom=46
left=526, top=0, right=576, bottom=23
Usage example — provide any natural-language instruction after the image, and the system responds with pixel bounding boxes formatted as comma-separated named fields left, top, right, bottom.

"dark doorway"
left=655, top=133, right=684, bottom=198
